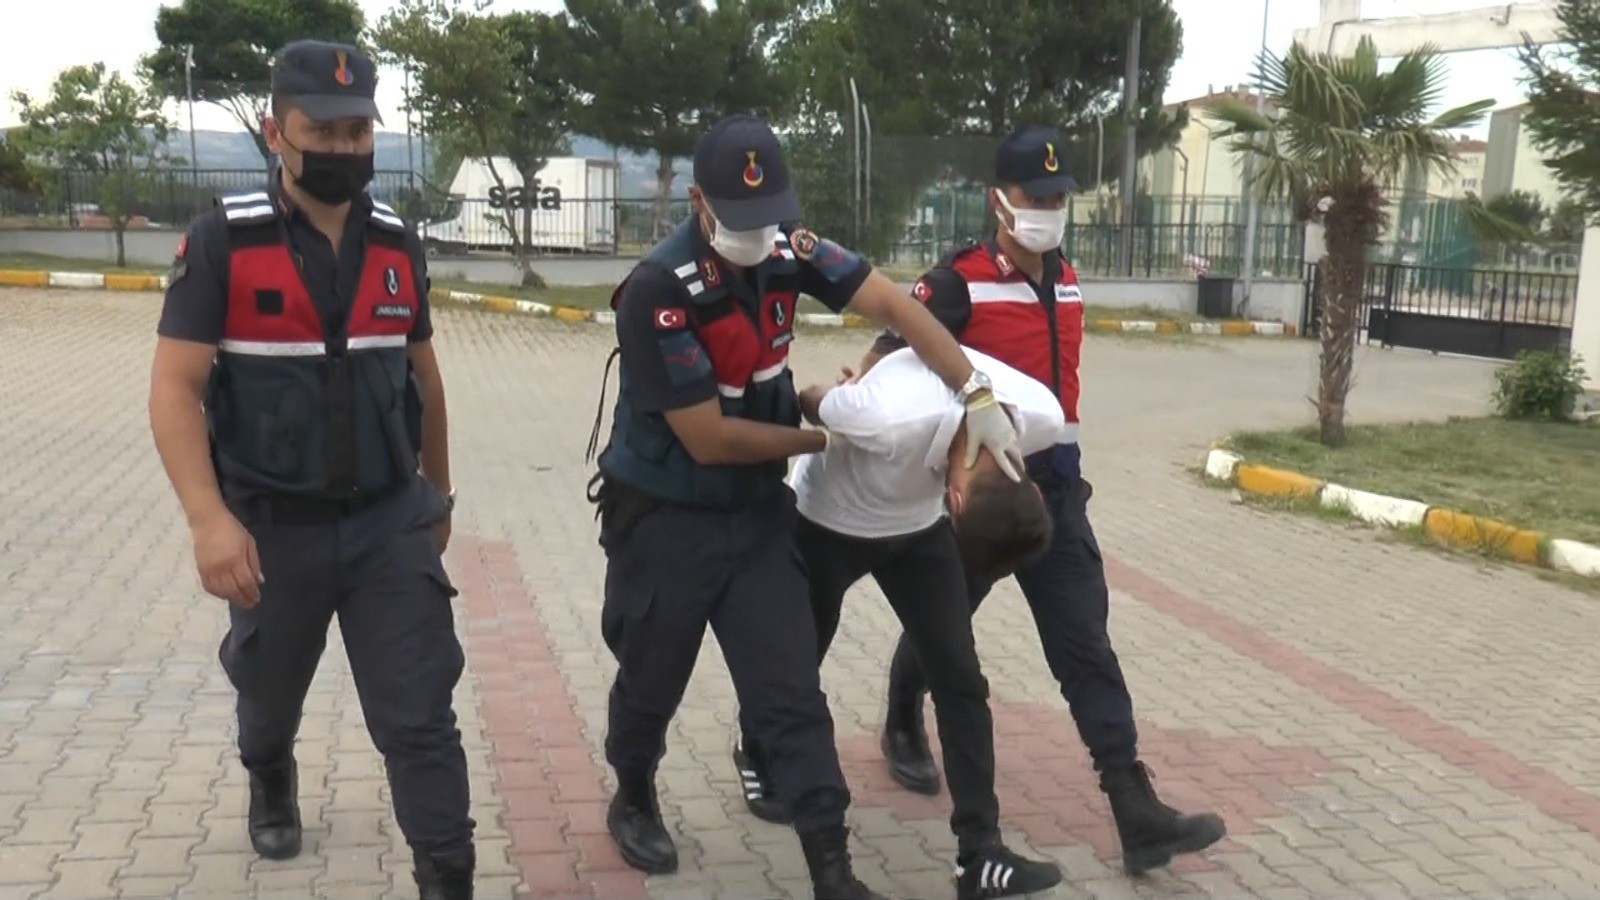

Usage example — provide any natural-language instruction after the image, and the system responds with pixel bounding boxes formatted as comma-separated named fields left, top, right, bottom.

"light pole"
left=1241, top=0, right=1271, bottom=311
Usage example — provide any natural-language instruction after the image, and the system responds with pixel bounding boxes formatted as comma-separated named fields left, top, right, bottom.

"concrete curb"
left=1203, top=447, right=1600, bottom=579
left=1, top=267, right=1298, bottom=337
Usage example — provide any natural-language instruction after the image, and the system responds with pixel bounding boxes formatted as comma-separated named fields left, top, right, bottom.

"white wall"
left=1572, top=226, right=1600, bottom=392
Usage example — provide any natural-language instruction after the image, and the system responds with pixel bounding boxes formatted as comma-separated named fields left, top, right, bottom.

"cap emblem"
left=742, top=149, right=764, bottom=188
left=334, top=50, right=354, bottom=87
left=1044, top=142, right=1059, bottom=173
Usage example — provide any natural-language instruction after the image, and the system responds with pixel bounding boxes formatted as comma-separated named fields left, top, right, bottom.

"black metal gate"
left=1300, top=260, right=1575, bottom=360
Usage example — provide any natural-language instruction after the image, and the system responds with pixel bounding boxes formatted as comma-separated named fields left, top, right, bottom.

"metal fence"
left=1303, top=259, right=1578, bottom=360
left=0, top=167, right=421, bottom=230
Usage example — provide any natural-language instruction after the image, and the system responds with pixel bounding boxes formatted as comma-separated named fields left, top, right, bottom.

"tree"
left=375, top=0, right=573, bottom=287
left=142, top=0, right=365, bottom=160
left=1519, top=0, right=1600, bottom=218
left=9, top=64, right=173, bottom=267
left=560, top=0, right=796, bottom=238
left=772, top=0, right=1186, bottom=254
left=0, top=137, right=34, bottom=194
left=1546, top=196, right=1588, bottom=245
left=1210, top=38, right=1493, bottom=447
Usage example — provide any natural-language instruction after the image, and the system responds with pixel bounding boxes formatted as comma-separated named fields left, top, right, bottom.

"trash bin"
left=1197, top=275, right=1235, bottom=319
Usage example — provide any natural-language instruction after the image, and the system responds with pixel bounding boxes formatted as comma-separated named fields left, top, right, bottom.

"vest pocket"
left=258, top=388, right=314, bottom=477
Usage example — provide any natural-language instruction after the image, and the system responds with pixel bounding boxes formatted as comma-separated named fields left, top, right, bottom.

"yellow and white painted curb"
left=1204, top=448, right=1600, bottom=579
left=3, top=266, right=1298, bottom=337
left=0, top=269, right=171, bottom=291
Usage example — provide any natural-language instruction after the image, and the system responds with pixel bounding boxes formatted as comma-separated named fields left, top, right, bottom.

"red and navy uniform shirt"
left=872, top=240, right=1083, bottom=437
left=617, top=225, right=872, bottom=414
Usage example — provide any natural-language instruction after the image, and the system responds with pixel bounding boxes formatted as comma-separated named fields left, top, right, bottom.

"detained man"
left=732, top=345, right=1068, bottom=900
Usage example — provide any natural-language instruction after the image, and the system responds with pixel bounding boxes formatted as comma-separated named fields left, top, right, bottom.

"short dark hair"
left=951, top=468, right=1053, bottom=581
left=270, top=94, right=296, bottom=122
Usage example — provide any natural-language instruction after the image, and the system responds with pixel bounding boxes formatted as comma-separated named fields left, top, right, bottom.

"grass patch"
left=429, top=277, right=617, bottom=311
left=1224, top=416, right=1600, bottom=545
left=0, top=252, right=167, bottom=275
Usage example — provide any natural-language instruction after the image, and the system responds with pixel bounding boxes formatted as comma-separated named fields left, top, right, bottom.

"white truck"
left=419, top=155, right=620, bottom=255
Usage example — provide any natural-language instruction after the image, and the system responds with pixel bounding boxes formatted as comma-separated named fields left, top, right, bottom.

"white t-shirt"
left=789, top=347, right=1072, bottom=539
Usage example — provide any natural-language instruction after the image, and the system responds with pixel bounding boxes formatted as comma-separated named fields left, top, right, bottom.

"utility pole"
left=1118, top=16, right=1141, bottom=276
left=184, top=44, right=199, bottom=183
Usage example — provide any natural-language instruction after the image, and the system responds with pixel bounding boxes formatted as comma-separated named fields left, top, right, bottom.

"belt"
left=241, top=483, right=403, bottom=525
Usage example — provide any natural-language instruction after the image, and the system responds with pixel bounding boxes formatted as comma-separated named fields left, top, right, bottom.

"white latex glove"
left=963, top=392, right=1025, bottom=481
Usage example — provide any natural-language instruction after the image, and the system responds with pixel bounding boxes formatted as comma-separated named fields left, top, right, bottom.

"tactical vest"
left=588, top=218, right=803, bottom=509
left=946, top=239, right=1084, bottom=428
left=205, top=190, right=424, bottom=498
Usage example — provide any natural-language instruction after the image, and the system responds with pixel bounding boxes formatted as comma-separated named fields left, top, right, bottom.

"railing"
left=882, top=222, right=1306, bottom=279
left=1366, top=262, right=1578, bottom=328
left=0, top=168, right=422, bottom=230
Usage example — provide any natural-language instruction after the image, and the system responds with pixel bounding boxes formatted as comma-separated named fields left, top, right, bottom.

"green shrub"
left=1491, top=349, right=1588, bottom=421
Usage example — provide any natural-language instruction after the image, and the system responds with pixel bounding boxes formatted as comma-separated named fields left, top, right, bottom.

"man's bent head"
left=946, top=429, right=1053, bottom=581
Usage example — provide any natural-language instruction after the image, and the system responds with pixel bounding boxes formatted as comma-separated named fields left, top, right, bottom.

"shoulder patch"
left=789, top=228, right=818, bottom=258
left=218, top=191, right=276, bottom=227
left=369, top=200, right=406, bottom=233
left=654, top=306, right=687, bottom=329
left=911, top=278, right=932, bottom=302
left=791, top=229, right=862, bottom=283
left=657, top=330, right=711, bottom=387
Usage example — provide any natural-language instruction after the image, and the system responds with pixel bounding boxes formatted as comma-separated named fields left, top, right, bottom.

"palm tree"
left=1208, top=36, right=1493, bottom=447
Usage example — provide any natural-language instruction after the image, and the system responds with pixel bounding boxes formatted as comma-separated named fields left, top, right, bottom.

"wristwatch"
left=957, top=370, right=994, bottom=402
left=444, top=488, right=457, bottom=513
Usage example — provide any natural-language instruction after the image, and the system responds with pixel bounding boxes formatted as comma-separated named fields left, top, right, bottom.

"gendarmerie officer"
left=583, top=114, right=1024, bottom=900
left=860, top=125, right=1227, bottom=878
left=147, top=41, right=475, bottom=900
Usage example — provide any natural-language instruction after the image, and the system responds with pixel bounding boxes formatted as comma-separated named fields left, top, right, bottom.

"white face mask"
left=994, top=191, right=1067, bottom=254
left=707, top=212, right=778, bottom=266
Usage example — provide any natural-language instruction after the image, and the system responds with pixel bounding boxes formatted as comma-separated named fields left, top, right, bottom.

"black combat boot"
left=1100, top=762, right=1227, bottom=876
left=246, top=757, right=301, bottom=860
left=880, top=699, right=940, bottom=796
left=954, top=840, right=1063, bottom=899
left=414, top=845, right=475, bottom=900
left=799, top=825, right=890, bottom=900
left=605, top=769, right=678, bottom=874
left=732, top=734, right=791, bottom=825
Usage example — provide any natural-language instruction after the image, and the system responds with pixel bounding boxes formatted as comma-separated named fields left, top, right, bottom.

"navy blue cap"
left=270, top=40, right=383, bottom=124
left=995, top=125, right=1076, bottom=197
left=692, top=115, right=800, bottom=230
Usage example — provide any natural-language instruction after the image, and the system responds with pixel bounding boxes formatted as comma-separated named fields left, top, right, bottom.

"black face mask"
left=283, top=140, right=374, bottom=206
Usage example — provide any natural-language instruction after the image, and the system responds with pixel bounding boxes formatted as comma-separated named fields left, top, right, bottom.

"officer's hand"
left=835, top=365, right=857, bottom=385
left=192, top=512, right=264, bottom=607
left=433, top=516, right=452, bottom=556
left=963, top=392, right=1025, bottom=482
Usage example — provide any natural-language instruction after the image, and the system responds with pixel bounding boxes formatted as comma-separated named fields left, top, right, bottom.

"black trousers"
left=888, top=476, right=1139, bottom=770
left=598, top=484, right=850, bottom=834
left=217, top=477, right=474, bottom=853
left=744, top=515, right=1000, bottom=853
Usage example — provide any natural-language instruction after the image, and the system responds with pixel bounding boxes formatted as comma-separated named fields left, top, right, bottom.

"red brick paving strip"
left=840, top=702, right=1341, bottom=869
left=1104, top=554, right=1600, bottom=839
left=449, top=536, right=649, bottom=900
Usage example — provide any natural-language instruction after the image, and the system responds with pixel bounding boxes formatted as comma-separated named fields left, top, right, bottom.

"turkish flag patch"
left=912, top=279, right=932, bottom=302
left=654, top=307, right=686, bottom=329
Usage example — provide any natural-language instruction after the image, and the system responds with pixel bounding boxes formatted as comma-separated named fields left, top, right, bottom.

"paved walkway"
left=2, top=287, right=1598, bottom=899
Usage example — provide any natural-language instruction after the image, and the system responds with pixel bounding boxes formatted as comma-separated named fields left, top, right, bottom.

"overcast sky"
left=0, top=0, right=1532, bottom=137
